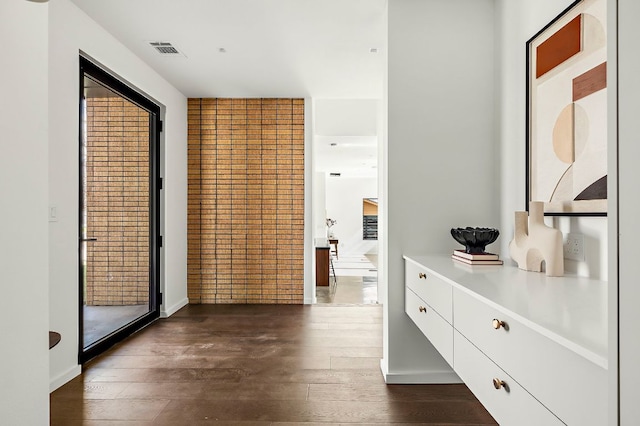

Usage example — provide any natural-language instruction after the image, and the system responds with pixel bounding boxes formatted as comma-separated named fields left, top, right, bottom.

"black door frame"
left=78, top=56, right=162, bottom=363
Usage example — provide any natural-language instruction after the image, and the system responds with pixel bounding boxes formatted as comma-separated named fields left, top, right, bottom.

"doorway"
left=79, top=57, right=161, bottom=363
left=312, top=99, right=380, bottom=305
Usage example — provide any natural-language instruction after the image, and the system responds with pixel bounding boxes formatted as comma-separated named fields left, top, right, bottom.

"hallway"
left=50, top=303, right=495, bottom=424
left=316, top=253, right=379, bottom=305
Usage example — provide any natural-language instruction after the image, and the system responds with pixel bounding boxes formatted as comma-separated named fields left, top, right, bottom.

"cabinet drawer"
left=405, top=287, right=453, bottom=367
left=453, top=287, right=607, bottom=425
left=405, top=260, right=452, bottom=323
left=454, top=331, right=562, bottom=426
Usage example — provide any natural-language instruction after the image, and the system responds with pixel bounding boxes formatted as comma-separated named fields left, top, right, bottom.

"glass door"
left=79, top=57, right=161, bottom=362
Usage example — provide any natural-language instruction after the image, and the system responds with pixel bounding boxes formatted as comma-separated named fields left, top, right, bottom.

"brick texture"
left=84, top=97, right=150, bottom=306
left=188, top=98, right=304, bottom=304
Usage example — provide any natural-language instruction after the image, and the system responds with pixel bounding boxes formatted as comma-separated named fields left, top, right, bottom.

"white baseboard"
left=379, top=359, right=462, bottom=384
left=161, top=297, right=189, bottom=318
left=50, top=364, right=82, bottom=392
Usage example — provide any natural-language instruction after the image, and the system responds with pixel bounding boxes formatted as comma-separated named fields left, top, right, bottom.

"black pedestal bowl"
left=450, top=227, right=499, bottom=254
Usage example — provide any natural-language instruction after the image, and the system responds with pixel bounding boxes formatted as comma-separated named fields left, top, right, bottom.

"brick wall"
left=84, top=96, right=150, bottom=306
left=187, top=98, right=304, bottom=304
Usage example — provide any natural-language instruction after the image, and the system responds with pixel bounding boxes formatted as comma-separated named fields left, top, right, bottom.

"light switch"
left=49, top=205, right=58, bottom=222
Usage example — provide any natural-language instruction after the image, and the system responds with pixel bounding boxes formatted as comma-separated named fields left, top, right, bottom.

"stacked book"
left=452, top=250, right=503, bottom=265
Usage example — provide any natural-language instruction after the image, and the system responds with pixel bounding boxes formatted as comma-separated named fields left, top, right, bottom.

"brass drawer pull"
left=492, top=319, right=507, bottom=330
left=419, top=306, right=427, bottom=313
left=493, top=378, right=507, bottom=390
left=418, top=272, right=427, bottom=279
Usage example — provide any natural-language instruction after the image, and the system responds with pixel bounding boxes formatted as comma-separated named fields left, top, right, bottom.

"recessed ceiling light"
left=369, top=48, right=378, bottom=54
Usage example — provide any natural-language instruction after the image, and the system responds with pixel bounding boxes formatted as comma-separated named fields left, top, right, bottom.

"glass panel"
left=81, top=75, right=152, bottom=349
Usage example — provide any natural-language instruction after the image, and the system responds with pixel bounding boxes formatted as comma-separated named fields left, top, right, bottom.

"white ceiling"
left=314, top=135, right=378, bottom=178
left=313, top=99, right=379, bottom=177
left=70, top=0, right=386, bottom=99
left=70, top=0, right=386, bottom=176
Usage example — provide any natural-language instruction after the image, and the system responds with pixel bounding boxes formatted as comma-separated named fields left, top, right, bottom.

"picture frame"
left=526, top=0, right=607, bottom=216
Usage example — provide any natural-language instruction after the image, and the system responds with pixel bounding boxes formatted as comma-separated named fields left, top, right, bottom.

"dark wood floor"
left=50, top=302, right=497, bottom=425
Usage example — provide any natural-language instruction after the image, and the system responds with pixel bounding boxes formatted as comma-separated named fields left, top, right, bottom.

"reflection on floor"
left=332, top=254, right=378, bottom=277
left=317, top=253, right=378, bottom=305
left=316, top=275, right=378, bottom=304
left=83, top=304, right=148, bottom=348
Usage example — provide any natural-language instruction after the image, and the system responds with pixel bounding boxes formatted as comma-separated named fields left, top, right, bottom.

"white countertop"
left=404, top=254, right=608, bottom=369
left=314, top=237, right=330, bottom=248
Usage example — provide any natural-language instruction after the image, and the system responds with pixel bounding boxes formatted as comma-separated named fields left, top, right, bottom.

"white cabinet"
left=405, top=287, right=453, bottom=366
left=454, top=287, right=607, bottom=425
left=405, top=258, right=453, bottom=323
left=403, top=255, right=608, bottom=426
left=454, top=331, right=563, bottom=426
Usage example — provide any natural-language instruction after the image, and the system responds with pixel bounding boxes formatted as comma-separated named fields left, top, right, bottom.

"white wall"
left=384, top=0, right=497, bottom=382
left=325, top=176, right=378, bottom=256
left=497, top=0, right=616, bottom=422
left=304, top=98, right=315, bottom=304
left=0, top=1, right=50, bottom=423
left=314, top=99, right=378, bottom=136
left=617, top=0, right=639, bottom=423
left=496, top=0, right=608, bottom=281
left=313, top=172, right=327, bottom=239
left=607, top=1, right=619, bottom=423
left=48, top=0, right=188, bottom=390
left=311, top=97, right=327, bottom=242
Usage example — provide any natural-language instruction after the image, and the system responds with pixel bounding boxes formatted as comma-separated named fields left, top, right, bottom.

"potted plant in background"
left=326, top=218, right=337, bottom=238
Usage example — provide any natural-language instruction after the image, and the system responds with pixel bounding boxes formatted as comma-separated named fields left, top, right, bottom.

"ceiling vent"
left=329, top=173, right=341, bottom=177
left=149, top=42, right=185, bottom=56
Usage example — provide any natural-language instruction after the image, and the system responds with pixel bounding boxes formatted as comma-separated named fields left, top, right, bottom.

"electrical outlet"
left=563, top=233, right=585, bottom=261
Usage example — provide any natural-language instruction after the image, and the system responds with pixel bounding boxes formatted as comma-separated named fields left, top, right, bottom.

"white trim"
left=49, top=364, right=82, bottom=393
left=161, top=297, right=189, bottom=318
left=304, top=97, right=314, bottom=304
left=379, top=359, right=462, bottom=384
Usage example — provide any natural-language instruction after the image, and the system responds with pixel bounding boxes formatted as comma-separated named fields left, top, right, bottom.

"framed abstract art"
left=526, top=0, right=607, bottom=216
